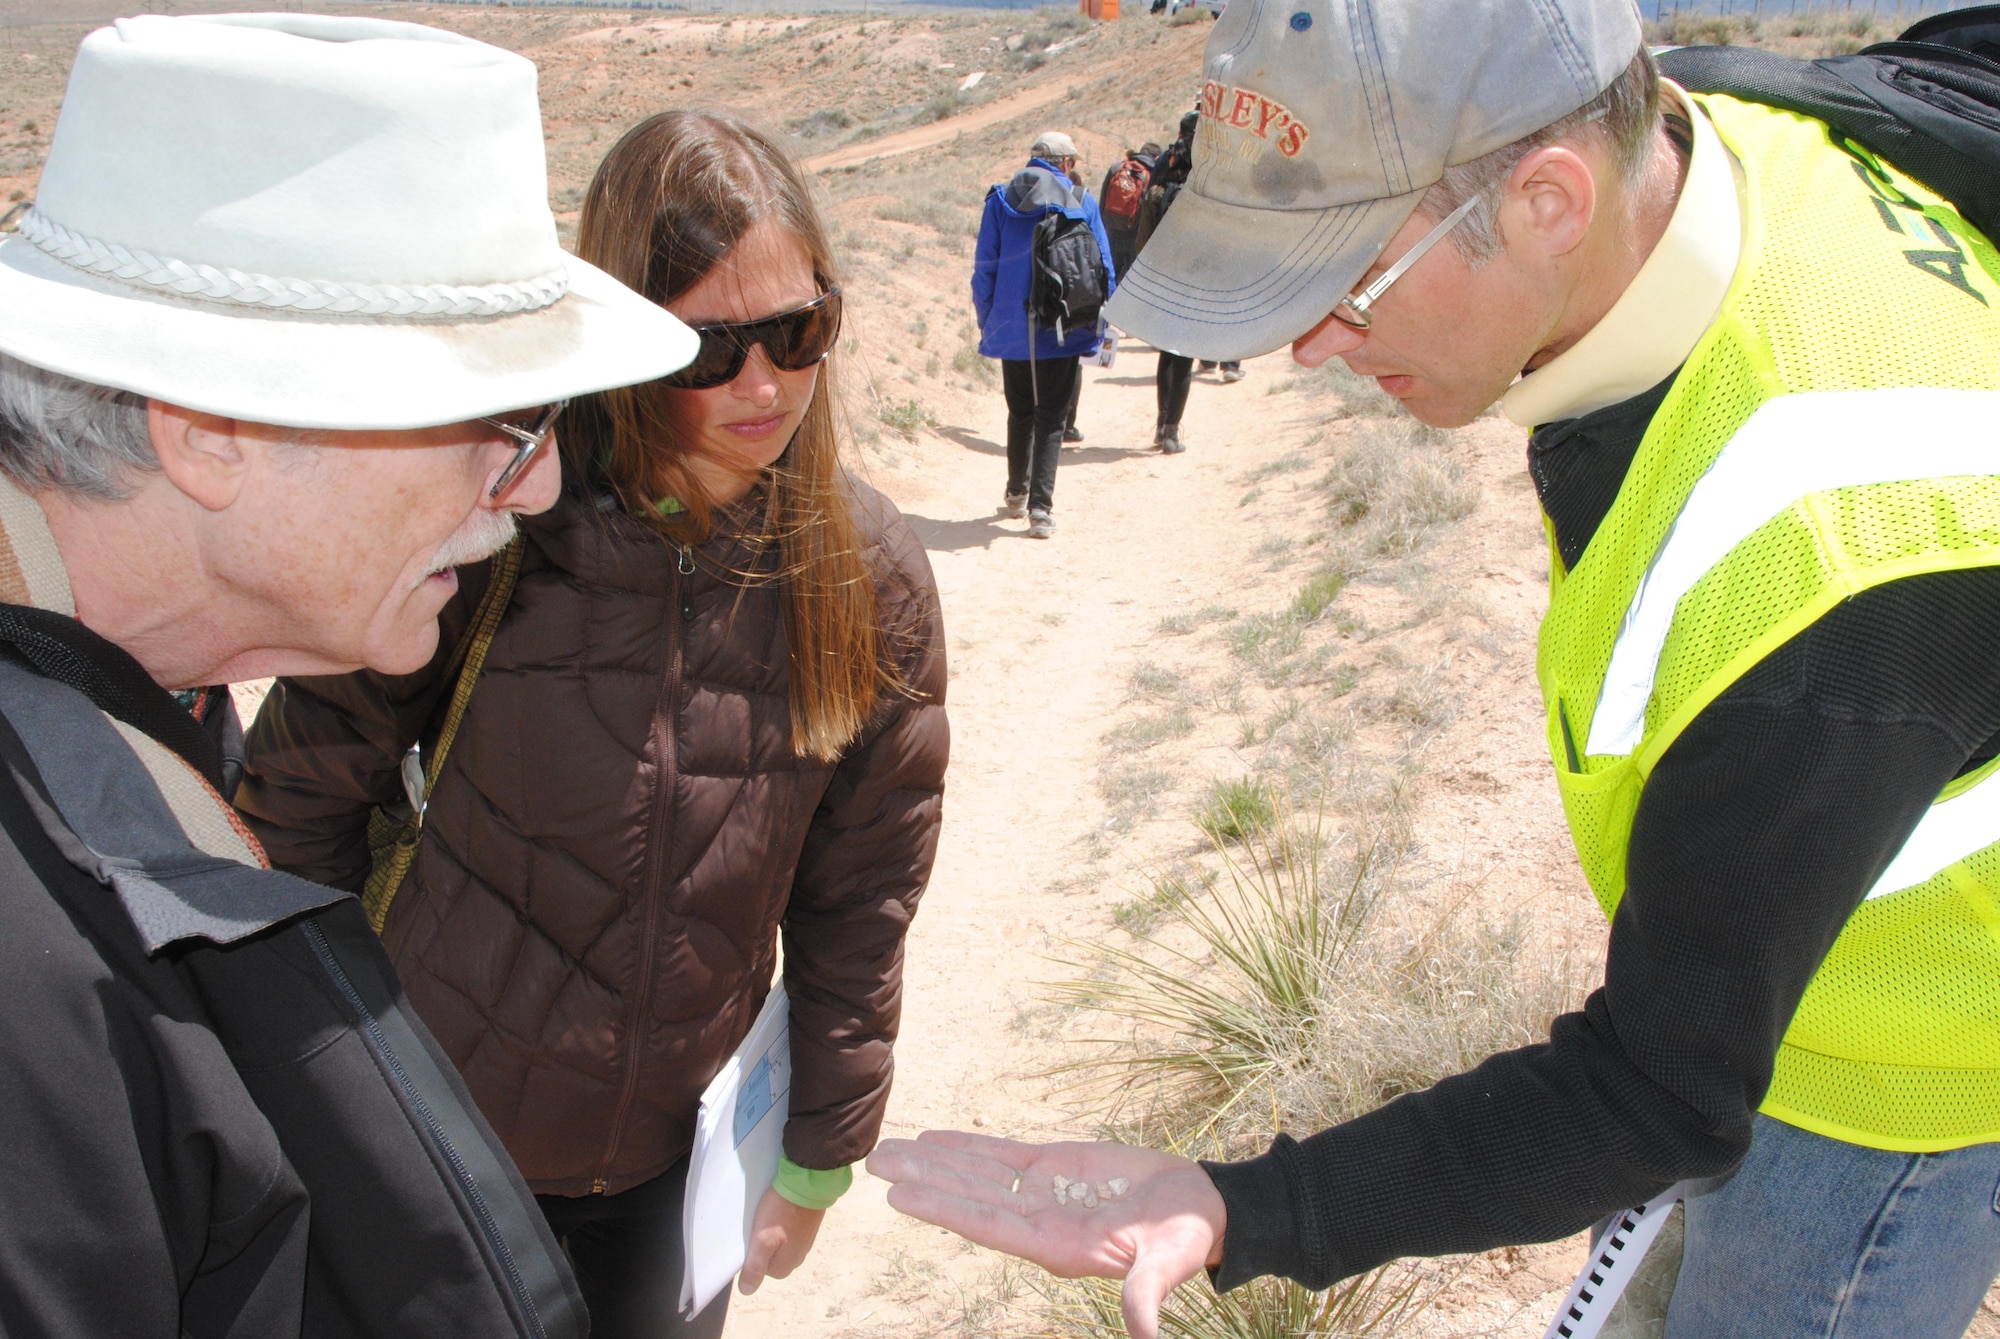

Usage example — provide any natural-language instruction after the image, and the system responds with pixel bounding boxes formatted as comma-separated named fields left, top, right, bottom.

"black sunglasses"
left=664, top=288, right=844, bottom=390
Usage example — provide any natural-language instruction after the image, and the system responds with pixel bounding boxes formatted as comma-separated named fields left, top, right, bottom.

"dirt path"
left=722, top=343, right=1599, bottom=1338
left=804, top=77, right=1088, bottom=173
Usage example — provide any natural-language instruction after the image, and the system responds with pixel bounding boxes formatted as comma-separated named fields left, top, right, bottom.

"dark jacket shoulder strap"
left=0, top=603, right=226, bottom=792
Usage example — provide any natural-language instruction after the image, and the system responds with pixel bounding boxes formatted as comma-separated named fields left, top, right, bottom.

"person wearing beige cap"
left=0, top=13, right=693, bottom=1336
left=876, top=1, right=2000, bottom=1335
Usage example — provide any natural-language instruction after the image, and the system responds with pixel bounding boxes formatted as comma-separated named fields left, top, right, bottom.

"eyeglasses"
left=664, top=288, right=844, bottom=390
left=477, top=399, right=567, bottom=500
left=1331, top=195, right=1482, bottom=331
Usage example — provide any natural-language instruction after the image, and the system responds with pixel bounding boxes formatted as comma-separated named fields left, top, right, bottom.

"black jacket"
left=1201, top=373, right=2000, bottom=1290
left=0, top=615, right=584, bottom=1338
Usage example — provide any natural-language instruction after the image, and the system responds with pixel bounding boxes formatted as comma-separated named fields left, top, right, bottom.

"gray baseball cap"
left=1106, top=0, right=1642, bottom=360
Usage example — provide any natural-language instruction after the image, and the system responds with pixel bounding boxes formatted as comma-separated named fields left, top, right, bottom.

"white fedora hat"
left=0, top=13, right=697, bottom=430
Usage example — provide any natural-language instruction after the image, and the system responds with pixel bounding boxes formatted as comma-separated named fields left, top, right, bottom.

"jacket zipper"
left=301, top=919, right=548, bottom=1339
left=592, top=545, right=689, bottom=1191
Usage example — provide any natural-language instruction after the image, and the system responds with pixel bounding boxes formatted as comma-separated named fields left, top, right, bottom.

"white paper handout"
left=679, top=985, right=791, bottom=1319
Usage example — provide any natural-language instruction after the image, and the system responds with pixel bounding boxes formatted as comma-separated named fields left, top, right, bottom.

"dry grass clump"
left=1108, top=709, right=1198, bottom=753
left=1321, top=419, right=1477, bottom=561
left=787, top=106, right=853, bottom=141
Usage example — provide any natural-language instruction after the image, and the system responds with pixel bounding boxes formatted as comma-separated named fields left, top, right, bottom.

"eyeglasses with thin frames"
left=477, top=399, right=567, bottom=500
left=1331, top=195, right=1482, bottom=331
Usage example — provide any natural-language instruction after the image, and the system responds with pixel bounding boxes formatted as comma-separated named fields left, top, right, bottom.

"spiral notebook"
left=678, top=985, right=791, bottom=1319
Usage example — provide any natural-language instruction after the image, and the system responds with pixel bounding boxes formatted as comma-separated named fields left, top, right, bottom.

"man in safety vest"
left=868, top=0, right=2000, bottom=1335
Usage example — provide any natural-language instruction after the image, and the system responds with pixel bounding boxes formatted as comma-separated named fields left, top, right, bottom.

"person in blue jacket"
left=971, top=130, right=1115, bottom=540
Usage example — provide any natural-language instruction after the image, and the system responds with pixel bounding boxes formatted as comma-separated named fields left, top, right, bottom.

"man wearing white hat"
left=873, top=0, right=2000, bottom=1335
left=0, top=13, right=693, bottom=1335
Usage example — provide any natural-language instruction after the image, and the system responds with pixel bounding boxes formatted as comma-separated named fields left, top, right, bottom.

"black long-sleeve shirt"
left=1204, top=379, right=2000, bottom=1289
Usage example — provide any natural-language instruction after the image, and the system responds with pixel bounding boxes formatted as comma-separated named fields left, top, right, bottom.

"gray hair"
left=1419, top=47, right=1663, bottom=265
left=0, top=351, right=158, bottom=499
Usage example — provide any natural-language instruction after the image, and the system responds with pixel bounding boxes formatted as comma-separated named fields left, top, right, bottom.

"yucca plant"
left=1048, top=810, right=1384, bottom=1146
left=1036, top=790, right=1586, bottom=1338
left=1031, top=1259, right=1450, bottom=1339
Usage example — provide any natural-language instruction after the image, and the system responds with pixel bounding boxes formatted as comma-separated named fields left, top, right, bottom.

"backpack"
left=1028, top=207, right=1109, bottom=344
left=1658, top=5, right=2000, bottom=243
left=1102, top=156, right=1152, bottom=224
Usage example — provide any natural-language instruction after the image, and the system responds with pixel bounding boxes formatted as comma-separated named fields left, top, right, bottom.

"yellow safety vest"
left=1537, top=93, right=2000, bottom=1153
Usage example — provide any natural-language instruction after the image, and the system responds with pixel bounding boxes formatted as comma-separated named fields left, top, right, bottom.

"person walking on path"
left=875, top=2, right=2000, bottom=1335
left=0, top=14, right=695, bottom=1336
left=1136, top=112, right=1202, bottom=454
left=1100, top=142, right=1162, bottom=280
left=237, top=110, right=949, bottom=1339
left=972, top=130, right=1116, bottom=538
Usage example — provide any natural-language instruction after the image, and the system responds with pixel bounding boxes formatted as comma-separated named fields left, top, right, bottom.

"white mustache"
left=425, top=508, right=518, bottom=578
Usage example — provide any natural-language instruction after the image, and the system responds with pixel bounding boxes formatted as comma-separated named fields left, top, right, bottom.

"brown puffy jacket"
left=236, top=477, right=947, bottom=1196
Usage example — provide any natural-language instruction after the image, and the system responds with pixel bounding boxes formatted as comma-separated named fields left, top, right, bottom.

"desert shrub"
left=787, top=107, right=853, bottom=139
left=876, top=397, right=933, bottom=440
left=1199, top=776, right=1277, bottom=844
left=1320, top=419, right=1476, bottom=558
left=951, top=339, right=994, bottom=383
left=1289, top=571, right=1348, bottom=623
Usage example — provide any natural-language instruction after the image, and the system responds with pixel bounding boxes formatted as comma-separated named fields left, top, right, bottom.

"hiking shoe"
left=1158, top=427, right=1187, bottom=455
left=1220, top=364, right=1246, bottom=383
left=1062, top=426, right=1085, bottom=444
left=1027, top=508, right=1056, bottom=539
left=1001, top=490, right=1028, bottom=519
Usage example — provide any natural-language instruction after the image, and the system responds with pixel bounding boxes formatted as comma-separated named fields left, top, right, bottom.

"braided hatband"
left=18, top=207, right=567, bottom=318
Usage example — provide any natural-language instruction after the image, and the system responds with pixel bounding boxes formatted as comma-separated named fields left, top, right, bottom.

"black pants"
left=1064, top=367, right=1082, bottom=434
left=1157, top=351, right=1193, bottom=431
left=1105, top=225, right=1138, bottom=281
left=1001, top=355, right=1080, bottom=513
left=537, top=1156, right=729, bottom=1339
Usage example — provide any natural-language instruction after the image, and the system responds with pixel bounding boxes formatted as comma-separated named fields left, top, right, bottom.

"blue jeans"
left=1667, top=1114, right=2000, bottom=1339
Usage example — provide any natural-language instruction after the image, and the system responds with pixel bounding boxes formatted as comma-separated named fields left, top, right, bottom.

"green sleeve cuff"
left=771, top=1155, right=853, bottom=1210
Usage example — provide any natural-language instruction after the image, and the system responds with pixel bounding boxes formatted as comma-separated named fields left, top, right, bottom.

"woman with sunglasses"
left=236, top=110, right=948, bottom=1339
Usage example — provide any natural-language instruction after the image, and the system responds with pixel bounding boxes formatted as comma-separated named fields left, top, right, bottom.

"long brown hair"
left=571, top=110, right=901, bottom=762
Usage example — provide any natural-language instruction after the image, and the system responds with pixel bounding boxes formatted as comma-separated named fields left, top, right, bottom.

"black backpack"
left=1658, top=5, right=2000, bottom=243
left=1028, top=206, right=1109, bottom=344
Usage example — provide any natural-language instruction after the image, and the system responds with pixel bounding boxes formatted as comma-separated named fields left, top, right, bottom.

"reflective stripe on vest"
left=1537, top=94, right=2000, bottom=1152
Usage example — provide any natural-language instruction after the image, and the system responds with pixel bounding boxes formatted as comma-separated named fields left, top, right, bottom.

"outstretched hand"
left=866, top=1131, right=1226, bottom=1339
